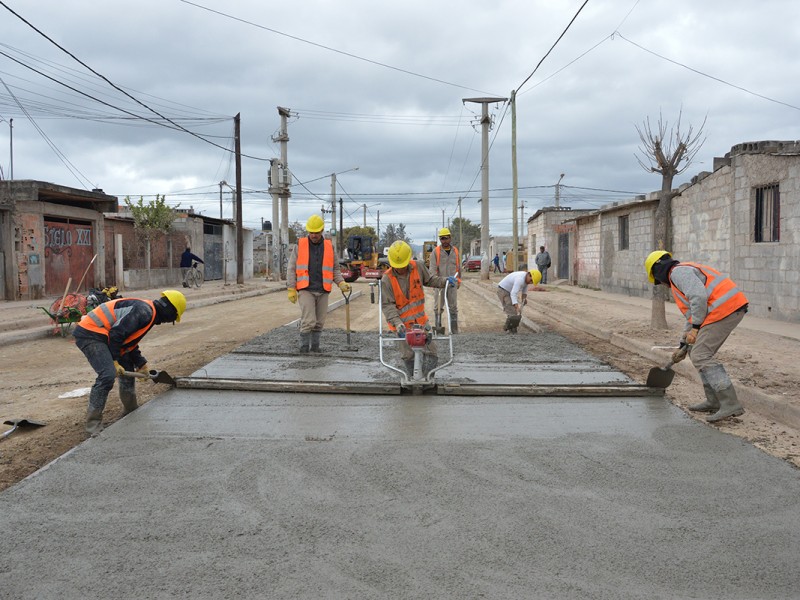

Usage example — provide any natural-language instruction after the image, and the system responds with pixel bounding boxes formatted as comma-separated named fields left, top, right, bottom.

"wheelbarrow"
left=37, top=302, right=85, bottom=337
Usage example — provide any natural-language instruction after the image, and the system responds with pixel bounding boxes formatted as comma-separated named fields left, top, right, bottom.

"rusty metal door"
left=44, top=218, right=95, bottom=295
left=558, top=233, right=569, bottom=280
left=203, top=223, right=223, bottom=281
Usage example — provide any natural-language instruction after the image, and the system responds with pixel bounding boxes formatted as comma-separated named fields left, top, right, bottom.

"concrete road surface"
left=2, top=385, right=799, bottom=599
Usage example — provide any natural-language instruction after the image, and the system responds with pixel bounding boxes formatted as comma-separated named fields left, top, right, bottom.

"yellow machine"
left=422, top=241, right=437, bottom=267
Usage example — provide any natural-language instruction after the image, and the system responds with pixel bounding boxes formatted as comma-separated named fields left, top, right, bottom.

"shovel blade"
left=646, top=366, right=676, bottom=388
left=149, top=370, right=176, bottom=386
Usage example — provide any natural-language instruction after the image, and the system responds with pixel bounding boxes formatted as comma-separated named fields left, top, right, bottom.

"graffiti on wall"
left=44, top=224, right=92, bottom=257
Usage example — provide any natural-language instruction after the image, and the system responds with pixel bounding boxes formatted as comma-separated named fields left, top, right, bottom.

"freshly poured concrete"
left=2, top=326, right=799, bottom=598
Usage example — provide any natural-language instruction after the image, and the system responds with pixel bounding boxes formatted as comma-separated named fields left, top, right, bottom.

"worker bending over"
left=381, top=240, right=457, bottom=376
left=496, top=269, right=542, bottom=333
left=287, top=214, right=350, bottom=353
left=73, top=290, right=187, bottom=434
left=645, top=251, right=748, bottom=422
left=429, top=227, right=461, bottom=333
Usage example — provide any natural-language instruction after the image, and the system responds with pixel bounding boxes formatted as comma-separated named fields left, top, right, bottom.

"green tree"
left=449, top=217, right=481, bottom=255
left=287, top=220, right=306, bottom=244
left=124, top=194, right=177, bottom=287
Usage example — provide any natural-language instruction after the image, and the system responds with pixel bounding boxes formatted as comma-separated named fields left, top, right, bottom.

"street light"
left=219, top=180, right=235, bottom=220
left=555, top=173, right=565, bottom=208
left=0, top=116, right=12, bottom=180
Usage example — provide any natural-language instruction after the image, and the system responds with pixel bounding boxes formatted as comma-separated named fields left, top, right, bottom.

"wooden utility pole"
left=510, top=90, right=518, bottom=272
left=463, top=96, right=507, bottom=280
left=234, top=113, right=243, bottom=284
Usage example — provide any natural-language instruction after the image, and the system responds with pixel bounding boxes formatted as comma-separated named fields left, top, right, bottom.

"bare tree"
left=636, top=110, right=706, bottom=329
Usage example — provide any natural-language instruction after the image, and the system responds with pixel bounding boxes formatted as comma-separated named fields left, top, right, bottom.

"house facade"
left=528, top=140, right=800, bottom=323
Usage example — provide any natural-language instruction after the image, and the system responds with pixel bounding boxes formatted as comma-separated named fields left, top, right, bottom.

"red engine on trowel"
left=405, top=328, right=428, bottom=348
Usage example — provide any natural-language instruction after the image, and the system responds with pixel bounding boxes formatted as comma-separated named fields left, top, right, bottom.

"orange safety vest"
left=434, top=245, right=461, bottom=283
left=670, top=262, right=748, bottom=327
left=385, top=261, right=429, bottom=331
left=295, top=237, right=334, bottom=292
left=77, top=298, right=156, bottom=354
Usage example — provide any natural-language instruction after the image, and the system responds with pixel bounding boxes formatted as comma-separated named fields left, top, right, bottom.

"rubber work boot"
left=299, top=332, right=310, bottom=354
left=688, top=383, right=720, bottom=413
left=503, top=316, right=513, bottom=332
left=707, top=386, right=745, bottom=422
left=85, top=408, right=104, bottom=434
left=310, top=331, right=321, bottom=353
left=450, top=317, right=458, bottom=334
left=120, top=392, right=139, bottom=416
left=506, top=315, right=521, bottom=334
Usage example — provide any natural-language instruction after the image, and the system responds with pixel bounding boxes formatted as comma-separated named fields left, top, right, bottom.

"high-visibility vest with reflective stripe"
left=77, top=298, right=156, bottom=354
left=295, top=237, right=334, bottom=292
left=434, top=245, right=461, bottom=283
left=386, top=261, right=428, bottom=331
left=670, top=262, right=748, bottom=327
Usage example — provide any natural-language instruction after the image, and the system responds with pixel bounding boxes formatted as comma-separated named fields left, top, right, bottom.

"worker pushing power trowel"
left=379, top=241, right=457, bottom=385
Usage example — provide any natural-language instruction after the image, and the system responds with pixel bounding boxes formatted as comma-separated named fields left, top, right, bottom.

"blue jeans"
left=74, top=337, right=136, bottom=412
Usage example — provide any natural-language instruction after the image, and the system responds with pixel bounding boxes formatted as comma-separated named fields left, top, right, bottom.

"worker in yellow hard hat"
left=496, top=269, right=541, bottom=333
left=73, top=289, right=187, bottom=434
left=644, top=250, right=749, bottom=422
left=286, top=214, right=350, bottom=353
left=381, top=240, right=457, bottom=376
left=429, top=227, right=462, bottom=333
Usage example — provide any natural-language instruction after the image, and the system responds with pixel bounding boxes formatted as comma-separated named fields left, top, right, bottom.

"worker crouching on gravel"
left=287, top=214, right=350, bottom=353
left=429, top=227, right=461, bottom=333
left=497, top=269, right=541, bottom=333
left=72, top=290, right=187, bottom=434
left=645, top=251, right=748, bottom=422
left=382, top=241, right=457, bottom=376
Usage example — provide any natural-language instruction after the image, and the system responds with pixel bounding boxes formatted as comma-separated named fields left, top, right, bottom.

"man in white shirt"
left=496, top=269, right=542, bottom=333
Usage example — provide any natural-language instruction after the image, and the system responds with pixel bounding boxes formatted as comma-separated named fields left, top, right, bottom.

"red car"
left=464, top=255, right=482, bottom=272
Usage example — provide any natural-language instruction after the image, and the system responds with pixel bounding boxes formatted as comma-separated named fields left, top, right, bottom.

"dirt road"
left=1, top=274, right=798, bottom=492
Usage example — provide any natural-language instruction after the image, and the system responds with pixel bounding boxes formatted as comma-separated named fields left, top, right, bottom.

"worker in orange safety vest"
left=429, top=227, right=461, bottom=333
left=381, top=240, right=456, bottom=376
left=645, top=251, right=749, bottom=422
left=287, top=214, right=350, bottom=353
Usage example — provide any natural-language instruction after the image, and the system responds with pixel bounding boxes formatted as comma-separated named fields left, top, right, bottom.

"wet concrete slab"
left=2, top=387, right=799, bottom=599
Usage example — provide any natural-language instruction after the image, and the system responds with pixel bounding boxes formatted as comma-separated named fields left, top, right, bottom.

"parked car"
left=464, top=255, right=482, bottom=272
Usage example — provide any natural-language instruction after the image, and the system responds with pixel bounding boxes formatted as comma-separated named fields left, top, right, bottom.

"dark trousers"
left=74, top=337, right=135, bottom=412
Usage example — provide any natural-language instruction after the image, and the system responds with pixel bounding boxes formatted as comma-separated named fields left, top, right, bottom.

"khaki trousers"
left=298, top=290, right=330, bottom=333
left=497, top=287, right=517, bottom=316
left=689, top=308, right=746, bottom=371
left=434, top=286, right=458, bottom=318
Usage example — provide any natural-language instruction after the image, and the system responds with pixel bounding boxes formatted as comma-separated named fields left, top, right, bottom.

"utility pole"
left=218, top=181, right=224, bottom=220
left=441, top=208, right=445, bottom=229
left=234, top=113, right=243, bottom=284
left=268, top=107, right=292, bottom=279
left=555, top=173, right=565, bottom=208
left=0, top=116, right=11, bottom=179
left=338, top=197, right=344, bottom=256
left=510, top=90, right=519, bottom=272
left=463, top=96, right=507, bottom=280
left=362, top=203, right=367, bottom=228
left=330, top=173, right=337, bottom=234
left=458, top=197, right=463, bottom=252
left=519, top=200, right=526, bottom=264
left=376, top=210, right=380, bottom=247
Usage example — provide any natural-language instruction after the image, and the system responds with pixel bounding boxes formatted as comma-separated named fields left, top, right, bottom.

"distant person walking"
left=645, top=251, right=749, bottom=422
left=496, top=269, right=541, bottom=333
left=180, top=247, right=204, bottom=288
left=287, top=214, right=350, bottom=353
left=493, top=253, right=501, bottom=273
left=535, top=246, right=551, bottom=284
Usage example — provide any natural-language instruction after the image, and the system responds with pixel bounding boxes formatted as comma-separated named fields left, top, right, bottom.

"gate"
left=44, top=218, right=95, bottom=295
left=203, top=223, right=223, bottom=280
left=557, top=233, right=569, bottom=280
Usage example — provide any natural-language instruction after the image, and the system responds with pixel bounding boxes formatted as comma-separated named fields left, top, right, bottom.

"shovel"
left=1, top=418, right=46, bottom=440
left=121, top=369, right=176, bottom=386
left=646, top=343, right=688, bottom=389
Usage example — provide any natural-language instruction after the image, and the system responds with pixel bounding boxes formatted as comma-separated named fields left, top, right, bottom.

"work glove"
left=446, top=276, right=458, bottom=287
left=287, top=288, right=298, bottom=304
left=396, top=324, right=406, bottom=338
left=338, top=281, right=351, bottom=293
left=672, top=342, right=689, bottom=364
left=113, top=361, right=126, bottom=376
left=136, top=363, right=149, bottom=373
left=685, top=328, right=699, bottom=346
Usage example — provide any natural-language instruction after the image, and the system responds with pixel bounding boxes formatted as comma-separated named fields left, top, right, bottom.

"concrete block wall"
left=574, top=215, right=601, bottom=289
left=599, top=202, right=654, bottom=296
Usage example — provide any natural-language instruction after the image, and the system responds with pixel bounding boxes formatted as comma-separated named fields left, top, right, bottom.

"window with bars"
left=618, top=215, right=629, bottom=250
left=754, top=184, right=780, bottom=242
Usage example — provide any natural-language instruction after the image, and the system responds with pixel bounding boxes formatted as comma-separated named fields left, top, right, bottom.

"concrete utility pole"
left=234, top=114, right=244, bottom=284
left=330, top=173, right=338, bottom=234
left=510, top=90, right=519, bottom=272
left=555, top=173, right=565, bottom=208
left=362, top=204, right=367, bottom=228
left=338, top=198, right=344, bottom=256
left=0, top=116, right=12, bottom=179
left=269, top=107, right=292, bottom=279
left=463, top=96, right=507, bottom=279
left=458, top=197, right=463, bottom=252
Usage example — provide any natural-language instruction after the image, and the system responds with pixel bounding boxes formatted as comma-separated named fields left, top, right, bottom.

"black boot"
left=310, top=331, right=321, bottom=353
left=299, top=332, right=310, bottom=353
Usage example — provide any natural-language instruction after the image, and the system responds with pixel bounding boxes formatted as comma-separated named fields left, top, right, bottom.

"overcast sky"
left=2, top=0, right=799, bottom=243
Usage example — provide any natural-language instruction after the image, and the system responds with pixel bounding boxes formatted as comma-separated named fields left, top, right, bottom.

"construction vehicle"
left=340, top=235, right=386, bottom=282
left=422, top=240, right=437, bottom=267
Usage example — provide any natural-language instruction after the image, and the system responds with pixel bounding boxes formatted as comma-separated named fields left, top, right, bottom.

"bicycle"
left=184, top=261, right=204, bottom=288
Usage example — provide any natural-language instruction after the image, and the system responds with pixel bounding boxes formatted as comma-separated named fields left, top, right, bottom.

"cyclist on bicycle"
left=180, top=246, right=204, bottom=288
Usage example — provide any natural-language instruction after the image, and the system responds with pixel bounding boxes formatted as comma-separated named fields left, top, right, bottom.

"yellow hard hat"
left=644, top=250, right=671, bottom=284
left=438, top=227, right=451, bottom=237
left=528, top=269, right=542, bottom=286
left=306, top=214, right=325, bottom=233
left=388, top=240, right=412, bottom=268
left=161, top=290, right=187, bottom=322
